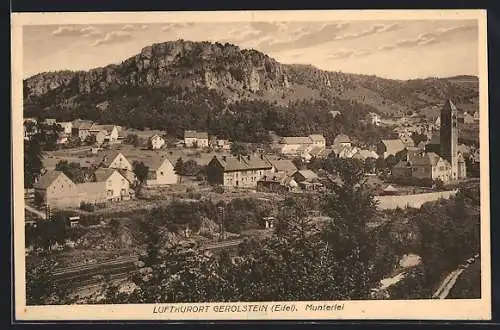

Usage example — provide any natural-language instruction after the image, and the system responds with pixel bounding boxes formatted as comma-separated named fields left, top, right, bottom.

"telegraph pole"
left=217, top=204, right=225, bottom=241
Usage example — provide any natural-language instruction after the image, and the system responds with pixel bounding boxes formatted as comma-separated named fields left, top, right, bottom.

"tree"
left=84, top=134, right=97, bottom=146
left=24, top=138, right=44, bottom=188
left=125, top=134, right=140, bottom=147
left=364, top=157, right=376, bottom=174
left=230, top=142, right=248, bottom=156
left=55, top=160, right=88, bottom=183
left=133, top=161, right=149, bottom=185
left=411, top=133, right=428, bottom=146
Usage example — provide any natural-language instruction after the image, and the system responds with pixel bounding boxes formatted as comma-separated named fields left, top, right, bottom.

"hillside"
left=23, top=40, right=479, bottom=128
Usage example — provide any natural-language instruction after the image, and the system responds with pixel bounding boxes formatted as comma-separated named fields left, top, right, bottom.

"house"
left=332, top=134, right=351, bottom=148
left=309, top=134, right=326, bottom=149
left=89, top=130, right=106, bottom=146
left=473, top=111, right=480, bottom=122
left=267, top=158, right=298, bottom=176
left=33, top=170, right=80, bottom=208
left=292, top=170, right=323, bottom=191
left=42, top=118, right=57, bottom=126
left=93, top=168, right=132, bottom=201
left=77, top=182, right=107, bottom=205
left=257, top=174, right=298, bottom=194
left=184, top=130, right=209, bottom=148
left=90, top=124, right=120, bottom=142
left=337, top=146, right=360, bottom=159
left=134, top=155, right=178, bottom=185
left=216, top=139, right=232, bottom=151
left=93, top=151, right=133, bottom=171
left=72, top=119, right=94, bottom=141
left=377, top=139, right=406, bottom=159
left=330, top=110, right=341, bottom=118
left=367, top=112, right=381, bottom=126
left=206, top=155, right=273, bottom=188
left=58, top=122, right=73, bottom=135
left=148, top=134, right=165, bottom=150
left=392, top=152, right=453, bottom=183
left=460, top=112, right=475, bottom=125
left=279, top=136, right=314, bottom=155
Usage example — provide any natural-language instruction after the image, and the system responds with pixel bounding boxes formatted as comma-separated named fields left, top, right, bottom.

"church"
left=393, top=99, right=467, bottom=184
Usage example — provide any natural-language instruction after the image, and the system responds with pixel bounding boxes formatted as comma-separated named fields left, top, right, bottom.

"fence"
left=374, top=190, right=458, bottom=210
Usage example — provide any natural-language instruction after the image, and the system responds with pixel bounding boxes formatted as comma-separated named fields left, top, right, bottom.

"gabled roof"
left=90, top=124, right=117, bottom=134
left=384, top=185, right=398, bottom=192
left=149, top=134, right=164, bottom=140
left=380, top=139, right=406, bottom=155
left=333, top=134, right=351, bottom=145
left=94, top=168, right=121, bottom=182
left=72, top=119, right=94, bottom=130
left=330, top=110, right=341, bottom=118
left=213, top=155, right=272, bottom=172
left=77, top=182, right=106, bottom=195
left=34, top=170, right=68, bottom=189
left=184, top=130, right=208, bottom=139
left=400, top=136, right=415, bottom=147
left=280, top=136, right=312, bottom=145
left=133, top=155, right=173, bottom=171
left=309, top=134, right=325, bottom=142
left=294, top=169, right=319, bottom=181
left=353, top=149, right=379, bottom=160
left=411, top=152, right=442, bottom=167
left=268, top=159, right=298, bottom=175
left=93, top=150, right=123, bottom=167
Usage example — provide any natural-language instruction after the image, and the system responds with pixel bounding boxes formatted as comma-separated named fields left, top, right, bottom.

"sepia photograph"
left=12, top=10, right=490, bottom=320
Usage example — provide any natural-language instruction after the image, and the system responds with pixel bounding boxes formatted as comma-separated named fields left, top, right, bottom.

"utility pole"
left=217, top=204, right=225, bottom=241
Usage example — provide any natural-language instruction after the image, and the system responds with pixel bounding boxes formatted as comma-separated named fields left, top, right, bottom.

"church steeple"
left=440, top=99, right=460, bottom=179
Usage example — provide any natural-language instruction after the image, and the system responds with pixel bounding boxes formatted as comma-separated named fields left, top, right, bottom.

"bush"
left=213, top=186, right=225, bottom=194
left=80, top=202, right=96, bottom=212
left=389, top=176, right=434, bottom=188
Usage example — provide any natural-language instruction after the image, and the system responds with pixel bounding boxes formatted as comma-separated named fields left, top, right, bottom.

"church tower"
left=440, top=99, right=465, bottom=180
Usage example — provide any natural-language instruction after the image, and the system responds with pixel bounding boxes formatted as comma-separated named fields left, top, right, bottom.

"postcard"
left=11, top=9, right=490, bottom=321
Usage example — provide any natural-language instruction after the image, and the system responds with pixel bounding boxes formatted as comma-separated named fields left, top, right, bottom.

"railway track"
left=52, top=239, right=244, bottom=288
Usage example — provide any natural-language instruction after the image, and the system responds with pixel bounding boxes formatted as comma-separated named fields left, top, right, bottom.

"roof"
left=380, top=139, right=406, bottom=155
left=353, top=149, right=379, bottom=160
left=411, top=152, right=442, bottom=167
left=280, top=136, right=312, bottom=145
left=213, top=155, right=273, bottom=172
left=77, top=182, right=106, bottom=195
left=94, top=168, right=120, bottom=182
left=149, top=134, right=164, bottom=140
left=400, top=136, right=415, bottom=147
left=333, top=134, right=351, bottom=145
left=33, top=170, right=67, bottom=189
left=130, top=155, right=173, bottom=171
left=93, top=150, right=123, bottom=167
left=295, top=170, right=319, bottom=181
left=384, top=185, right=398, bottom=192
left=428, top=133, right=440, bottom=145
left=309, top=134, right=325, bottom=142
left=268, top=159, right=298, bottom=175
left=72, top=119, right=94, bottom=130
left=90, top=124, right=117, bottom=134
left=184, top=130, right=208, bottom=139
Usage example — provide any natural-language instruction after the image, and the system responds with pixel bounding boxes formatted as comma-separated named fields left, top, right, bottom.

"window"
left=160, top=171, right=164, bottom=176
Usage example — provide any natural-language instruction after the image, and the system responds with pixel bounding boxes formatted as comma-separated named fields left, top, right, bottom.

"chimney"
left=237, top=155, right=241, bottom=162
left=247, top=155, right=251, bottom=161
left=222, top=156, right=227, bottom=162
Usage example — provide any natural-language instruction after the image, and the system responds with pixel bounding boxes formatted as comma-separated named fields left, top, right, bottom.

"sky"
left=23, top=19, right=479, bottom=80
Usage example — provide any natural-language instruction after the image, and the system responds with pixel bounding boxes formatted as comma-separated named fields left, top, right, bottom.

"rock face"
left=24, top=40, right=295, bottom=100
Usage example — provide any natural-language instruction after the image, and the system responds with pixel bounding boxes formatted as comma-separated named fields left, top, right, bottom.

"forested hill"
left=23, top=39, right=479, bottom=140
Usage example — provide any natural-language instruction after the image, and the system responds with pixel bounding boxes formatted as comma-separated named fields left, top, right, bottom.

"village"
left=23, top=98, right=481, bottom=302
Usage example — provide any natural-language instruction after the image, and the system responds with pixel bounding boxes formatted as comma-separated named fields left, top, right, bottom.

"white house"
left=93, top=151, right=133, bottom=171
left=367, top=112, right=381, bottom=126
left=184, top=130, right=209, bottom=148
left=90, top=124, right=120, bottom=142
left=94, top=168, right=132, bottom=201
left=140, top=155, right=178, bottom=185
left=58, top=122, right=73, bottom=135
left=148, top=134, right=166, bottom=150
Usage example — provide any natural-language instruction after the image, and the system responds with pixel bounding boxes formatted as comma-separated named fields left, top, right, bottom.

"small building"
left=72, top=119, right=94, bottom=141
left=392, top=152, right=453, bottom=183
left=33, top=170, right=80, bottom=209
left=42, top=118, right=57, bottom=126
left=309, top=134, right=326, bottom=149
left=330, top=110, right=341, bottom=118
left=292, top=170, right=319, bottom=183
left=257, top=174, right=298, bottom=194
left=332, top=134, right=352, bottom=148
left=352, top=149, right=379, bottom=160
left=90, top=124, right=120, bottom=142
left=279, top=136, right=314, bottom=155
left=184, top=130, right=209, bottom=148
left=94, top=168, right=132, bottom=202
left=89, top=130, right=106, bottom=146
left=377, top=139, right=406, bottom=159
left=382, top=185, right=398, bottom=195
left=138, top=155, right=178, bottom=185
left=206, top=155, right=273, bottom=188
left=367, top=112, right=381, bottom=126
left=337, top=146, right=360, bottom=159
left=216, top=139, right=232, bottom=151
left=58, top=122, right=73, bottom=135
left=148, top=134, right=166, bottom=150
